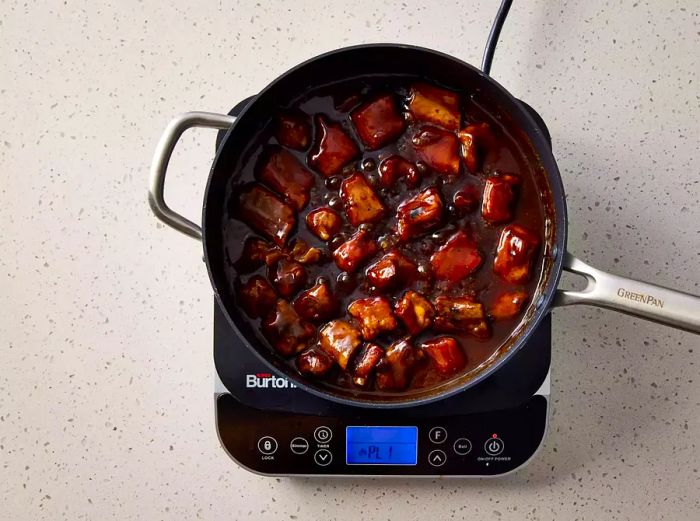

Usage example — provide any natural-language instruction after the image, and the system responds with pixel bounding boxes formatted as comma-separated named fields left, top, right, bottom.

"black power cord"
left=481, top=0, right=514, bottom=75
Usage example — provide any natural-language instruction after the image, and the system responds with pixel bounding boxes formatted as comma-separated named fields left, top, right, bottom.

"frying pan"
left=148, top=44, right=700, bottom=408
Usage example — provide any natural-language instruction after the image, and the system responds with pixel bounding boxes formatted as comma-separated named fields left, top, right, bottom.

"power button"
left=484, top=436, right=504, bottom=456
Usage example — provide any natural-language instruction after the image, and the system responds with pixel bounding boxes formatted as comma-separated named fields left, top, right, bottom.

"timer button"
left=428, top=426, right=447, bottom=444
left=453, top=438, right=472, bottom=455
left=257, top=436, right=278, bottom=455
left=314, top=426, right=333, bottom=443
left=428, top=449, right=447, bottom=467
left=484, top=436, right=504, bottom=456
left=314, top=449, right=333, bottom=466
left=290, top=437, right=309, bottom=454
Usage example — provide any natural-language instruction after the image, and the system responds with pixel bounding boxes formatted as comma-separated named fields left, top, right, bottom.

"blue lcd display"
left=346, top=426, right=418, bottom=465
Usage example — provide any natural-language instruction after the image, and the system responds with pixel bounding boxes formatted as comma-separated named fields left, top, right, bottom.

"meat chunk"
left=350, top=343, right=385, bottom=385
left=332, top=229, right=378, bottom=273
left=412, top=126, right=460, bottom=175
left=318, top=319, right=362, bottom=369
left=378, top=155, right=421, bottom=189
left=396, top=186, right=444, bottom=241
left=365, top=251, right=418, bottom=291
left=339, top=173, right=386, bottom=226
left=234, top=237, right=282, bottom=272
left=287, top=238, right=323, bottom=265
left=348, top=296, right=398, bottom=340
left=275, top=111, right=311, bottom=150
left=394, top=290, right=435, bottom=335
left=493, top=224, right=540, bottom=284
left=305, top=207, right=342, bottom=241
left=261, top=299, right=315, bottom=356
left=434, top=296, right=491, bottom=339
left=481, top=173, right=520, bottom=224
left=375, top=338, right=421, bottom=391
left=458, top=122, right=495, bottom=173
left=268, top=258, right=307, bottom=298
left=308, top=115, right=359, bottom=177
left=236, top=184, right=296, bottom=246
left=490, top=289, right=529, bottom=320
left=237, top=275, right=277, bottom=319
left=408, top=82, right=461, bottom=130
left=293, top=280, right=338, bottom=322
left=350, top=94, right=406, bottom=149
left=453, top=185, right=481, bottom=212
left=256, top=147, right=315, bottom=211
left=421, top=337, right=466, bottom=375
left=296, top=348, right=333, bottom=377
left=430, top=230, right=483, bottom=282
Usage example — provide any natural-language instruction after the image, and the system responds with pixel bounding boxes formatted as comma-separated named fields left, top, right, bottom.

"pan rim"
left=202, top=43, right=568, bottom=409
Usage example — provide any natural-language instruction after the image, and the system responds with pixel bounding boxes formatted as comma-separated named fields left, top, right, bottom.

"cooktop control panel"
left=216, top=394, right=547, bottom=476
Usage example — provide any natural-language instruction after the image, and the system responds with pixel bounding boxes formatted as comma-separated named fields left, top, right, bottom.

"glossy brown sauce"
left=222, top=76, right=546, bottom=395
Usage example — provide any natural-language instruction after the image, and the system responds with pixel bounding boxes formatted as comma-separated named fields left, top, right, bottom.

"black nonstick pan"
left=149, top=44, right=699, bottom=408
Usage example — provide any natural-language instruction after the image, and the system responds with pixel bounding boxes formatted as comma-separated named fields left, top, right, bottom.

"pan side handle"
left=552, top=252, right=700, bottom=334
left=148, top=112, right=236, bottom=241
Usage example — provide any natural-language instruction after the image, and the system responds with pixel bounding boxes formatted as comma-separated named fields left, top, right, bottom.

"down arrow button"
left=314, top=449, right=332, bottom=466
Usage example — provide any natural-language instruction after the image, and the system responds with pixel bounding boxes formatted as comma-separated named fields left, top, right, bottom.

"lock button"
left=257, top=436, right=278, bottom=455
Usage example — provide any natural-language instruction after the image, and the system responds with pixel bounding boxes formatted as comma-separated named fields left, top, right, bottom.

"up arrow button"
left=428, top=449, right=447, bottom=467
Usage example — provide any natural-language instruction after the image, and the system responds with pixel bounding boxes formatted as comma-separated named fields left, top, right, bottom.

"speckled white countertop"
left=1, top=0, right=698, bottom=519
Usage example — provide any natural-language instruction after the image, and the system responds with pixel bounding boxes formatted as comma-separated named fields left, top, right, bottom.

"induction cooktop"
left=212, top=27, right=555, bottom=475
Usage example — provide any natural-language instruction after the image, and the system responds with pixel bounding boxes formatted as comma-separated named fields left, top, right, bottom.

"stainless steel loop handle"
left=148, top=111, right=236, bottom=241
left=553, top=251, right=700, bottom=334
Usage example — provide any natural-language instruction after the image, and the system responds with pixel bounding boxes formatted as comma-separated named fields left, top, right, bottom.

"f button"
left=428, top=426, right=447, bottom=444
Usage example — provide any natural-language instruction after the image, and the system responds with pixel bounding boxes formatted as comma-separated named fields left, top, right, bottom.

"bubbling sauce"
left=222, top=77, right=547, bottom=395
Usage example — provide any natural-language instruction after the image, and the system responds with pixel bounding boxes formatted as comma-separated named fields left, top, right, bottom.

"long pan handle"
left=148, top=111, right=236, bottom=241
left=553, top=252, right=700, bottom=334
